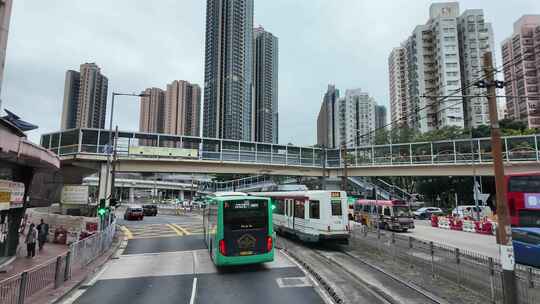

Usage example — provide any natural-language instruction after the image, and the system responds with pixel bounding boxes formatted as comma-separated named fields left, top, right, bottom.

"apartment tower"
left=139, top=88, right=166, bottom=134
left=338, top=89, right=376, bottom=148
left=391, top=2, right=494, bottom=132
left=60, top=63, right=108, bottom=129
left=388, top=47, right=409, bottom=127
left=0, top=0, right=13, bottom=110
left=316, top=85, right=340, bottom=148
left=501, top=15, right=540, bottom=128
left=253, top=26, right=279, bottom=143
left=203, top=0, right=254, bottom=141
left=139, top=81, right=201, bottom=137
left=165, top=80, right=201, bottom=137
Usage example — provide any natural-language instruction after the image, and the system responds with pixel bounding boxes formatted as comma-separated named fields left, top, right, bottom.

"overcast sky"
left=2, top=0, right=540, bottom=145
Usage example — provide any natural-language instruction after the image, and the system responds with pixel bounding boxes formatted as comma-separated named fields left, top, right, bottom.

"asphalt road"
left=61, top=213, right=327, bottom=304
left=410, top=220, right=498, bottom=258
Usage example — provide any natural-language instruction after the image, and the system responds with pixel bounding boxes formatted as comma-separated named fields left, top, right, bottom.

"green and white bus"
left=203, top=192, right=274, bottom=266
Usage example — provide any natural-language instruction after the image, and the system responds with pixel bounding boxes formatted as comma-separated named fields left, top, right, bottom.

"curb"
left=49, top=227, right=126, bottom=304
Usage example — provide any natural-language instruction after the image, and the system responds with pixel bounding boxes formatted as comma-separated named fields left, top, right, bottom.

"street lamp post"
left=103, top=92, right=149, bottom=207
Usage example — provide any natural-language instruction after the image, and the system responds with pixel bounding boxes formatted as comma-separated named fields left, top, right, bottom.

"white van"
left=452, top=205, right=492, bottom=219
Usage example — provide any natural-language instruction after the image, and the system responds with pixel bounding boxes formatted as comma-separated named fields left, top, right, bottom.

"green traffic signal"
left=98, top=208, right=107, bottom=216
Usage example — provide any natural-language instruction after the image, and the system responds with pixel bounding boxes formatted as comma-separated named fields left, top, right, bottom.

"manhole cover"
left=276, top=277, right=312, bottom=288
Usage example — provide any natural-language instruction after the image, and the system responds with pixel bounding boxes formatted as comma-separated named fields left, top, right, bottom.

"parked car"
left=142, top=204, right=158, bottom=216
left=512, top=227, right=540, bottom=267
left=124, top=207, right=144, bottom=221
left=451, top=205, right=492, bottom=219
left=413, top=207, right=444, bottom=219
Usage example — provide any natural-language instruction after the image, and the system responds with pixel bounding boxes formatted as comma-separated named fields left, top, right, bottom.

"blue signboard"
left=525, top=193, right=540, bottom=209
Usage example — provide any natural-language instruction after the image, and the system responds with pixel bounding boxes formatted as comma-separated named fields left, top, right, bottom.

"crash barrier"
left=0, top=221, right=116, bottom=304
left=431, top=216, right=496, bottom=235
left=462, top=220, right=476, bottom=233
left=438, top=217, right=450, bottom=229
left=350, top=225, right=540, bottom=304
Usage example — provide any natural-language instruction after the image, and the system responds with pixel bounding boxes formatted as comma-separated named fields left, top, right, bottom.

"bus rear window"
left=509, top=176, right=540, bottom=193
left=331, top=201, right=342, bottom=216
left=223, top=200, right=267, bottom=231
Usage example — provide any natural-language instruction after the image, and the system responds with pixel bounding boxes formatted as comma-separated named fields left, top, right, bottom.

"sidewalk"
left=0, top=237, right=68, bottom=281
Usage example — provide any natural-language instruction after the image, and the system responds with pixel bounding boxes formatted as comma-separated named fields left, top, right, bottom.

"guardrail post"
left=430, top=241, right=435, bottom=278
left=489, top=257, right=495, bottom=303
left=409, top=144, right=413, bottom=164
left=453, top=140, right=457, bottom=163
left=504, top=137, right=509, bottom=162
left=17, top=271, right=28, bottom=304
left=65, top=250, right=72, bottom=281
left=430, top=142, right=434, bottom=164
left=535, top=135, right=539, bottom=161
left=455, top=248, right=461, bottom=287
left=408, top=236, right=413, bottom=269
left=54, top=256, right=62, bottom=289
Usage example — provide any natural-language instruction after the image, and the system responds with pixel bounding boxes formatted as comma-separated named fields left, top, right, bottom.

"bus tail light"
left=266, top=236, right=273, bottom=252
left=219, top=239, right=227, bottom=256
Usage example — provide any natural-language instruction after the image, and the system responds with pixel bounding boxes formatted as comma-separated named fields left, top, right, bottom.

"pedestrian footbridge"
left=41, top=128, right=540, bottom=177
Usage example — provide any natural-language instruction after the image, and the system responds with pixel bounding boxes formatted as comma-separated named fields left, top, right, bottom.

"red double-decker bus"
left=506, top=172, right=540, bottom=227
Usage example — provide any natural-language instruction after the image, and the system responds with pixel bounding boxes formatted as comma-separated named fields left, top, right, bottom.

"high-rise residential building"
left=317, top=85, right=340, bottom=148
left=337, top=89, right=376, bottom=148
left=253, top=26, right=279, bottom=144
left=165, top=80, right=201, bottom=137
left=375, top=105, right=387, bottom=130
left=501, top=15, right=540, bottom=128
left=458, top=9, right=495, bottom=129
left=317, top=86, right=376, bottom=148
left=392, top=2, right=494, bottom=133
left=60, top=63, right=108, bottom=130
left=139, top=80, right=201, bottom=137
left=139, top=88, right=165, bottom=134
left=0, top=0, right=13, bottom=110
left=388, top=47, right=409, bottom=127
left=203, top=0, right=254, bottom=141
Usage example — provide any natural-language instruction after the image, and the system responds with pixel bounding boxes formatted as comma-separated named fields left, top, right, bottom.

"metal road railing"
left=0, top=221, right=117, bottom=304
left=350, top=224, right=540, bottom=304
left=40, top=128, right=540, bottom=169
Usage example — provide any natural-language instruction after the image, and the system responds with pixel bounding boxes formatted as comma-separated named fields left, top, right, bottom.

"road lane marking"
left=120, top=225, right=133, bottom=239
left=167, top=223, right=184, bottom=236
left=189, top=277, right=198, bottom=304
left=172, top=223, right=192, bottom=235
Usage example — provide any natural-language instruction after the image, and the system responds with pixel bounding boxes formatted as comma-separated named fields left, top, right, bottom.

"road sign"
left=61, top=185, right=90, bottom=205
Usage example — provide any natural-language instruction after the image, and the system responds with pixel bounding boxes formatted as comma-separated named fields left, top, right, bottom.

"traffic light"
left=98, top=199, right=107, bottom=217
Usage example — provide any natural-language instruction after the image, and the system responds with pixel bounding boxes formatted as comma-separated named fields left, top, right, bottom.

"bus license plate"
left=240, top=251, right=253, bottom=256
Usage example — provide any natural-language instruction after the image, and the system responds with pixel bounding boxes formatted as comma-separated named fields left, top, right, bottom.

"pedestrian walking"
left=25, top=223, right=38, bottom=258
left=37, top=218, right=49, bottom=251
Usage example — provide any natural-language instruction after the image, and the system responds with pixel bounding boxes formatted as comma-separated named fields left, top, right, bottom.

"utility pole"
left=480, top=51, right=517, bottom=304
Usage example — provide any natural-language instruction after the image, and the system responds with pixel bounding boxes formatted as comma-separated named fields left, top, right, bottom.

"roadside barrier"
left=438, top=217, right=450, bottom=229
left=462, top=220, right=475, bottom=233
left=450, top=218, right=463, bottom=231
left=430, top=215, right=439, bottom=227
left=432, top=216, right=497, bottom=236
